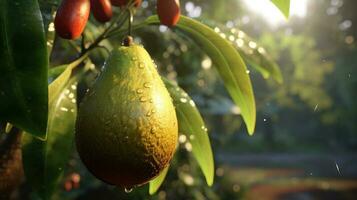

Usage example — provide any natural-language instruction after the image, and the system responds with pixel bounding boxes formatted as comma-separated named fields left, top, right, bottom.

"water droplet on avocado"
left=138, top=62, right=145, bottom=69
left=144, top=82, right=151, bottom=88
left=146, top=111, right=152, bottom=117
left=139, top=97, right=147, bottom=102
left=131, top=57, right=138, bottom=61
left=136, top=89, right=144, bottom=94
left=151, top=127, right=156, bottom=134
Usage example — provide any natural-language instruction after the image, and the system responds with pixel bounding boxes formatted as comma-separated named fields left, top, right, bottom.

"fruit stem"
left=105, top=21, right=148, bottom=39
left=122, top=36, right=134, bottom=46
left=81, top=33, right=86, bottom=52
left=80, top=0, right=137, bottom=56
left=128, top=9, right=133, bottom=36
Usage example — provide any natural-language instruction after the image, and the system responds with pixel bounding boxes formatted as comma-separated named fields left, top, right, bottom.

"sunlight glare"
left=241, top=0, right=308, bottom=26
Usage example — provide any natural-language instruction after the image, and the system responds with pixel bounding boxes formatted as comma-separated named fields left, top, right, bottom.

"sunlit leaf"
left=0, top=0, right=48, bottom=139
left=163, top=78, right=214, bottom=186
left=201, top=22, right=283, bottom=83
left=145, top=15, right=256, bottom=134
left=149, top=166, right=169, bottom=195
left=22, top=76, right=80, bottom=199
left=212, top=25, right=283, bottom=83
left=271, top=0, right=290, bottom=19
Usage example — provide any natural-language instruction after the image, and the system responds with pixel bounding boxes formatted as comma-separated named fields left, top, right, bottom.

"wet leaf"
left=163, top=78, right=214, bottom=186
left=145, top=15, right=256, bottom=134
left=22, top=76, right=80, bottom=199
left=0, top=0, right=48, bottom=139
left=213, top=25, right=283, bottom=83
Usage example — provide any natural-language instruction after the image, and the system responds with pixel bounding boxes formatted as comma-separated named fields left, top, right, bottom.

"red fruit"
left=91, top=0, right=113, bottom=22
left=111, top=0, right=141, bottom=8
left=55, top=0, right=90, bottom=39
left=157, top=0, right=180, bottom=27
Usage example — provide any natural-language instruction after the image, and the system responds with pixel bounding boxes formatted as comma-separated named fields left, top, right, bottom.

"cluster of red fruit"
left=54, top=0, right=181, bottom=40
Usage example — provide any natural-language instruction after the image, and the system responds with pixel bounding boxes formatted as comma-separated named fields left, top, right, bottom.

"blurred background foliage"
left=12, top=0, right=357, bottom=199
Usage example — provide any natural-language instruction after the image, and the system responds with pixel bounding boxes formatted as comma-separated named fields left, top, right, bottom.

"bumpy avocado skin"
left=75, top=45, right=178, bottom=188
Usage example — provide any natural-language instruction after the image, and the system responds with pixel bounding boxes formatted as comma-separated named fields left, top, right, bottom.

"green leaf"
left=149, top=166, right=169, bottom=195
left=22, top=76, right=80, bottom=199
left=201, top=22, right=283, bottom=83
left=49, top=65, right=68, bottom=80
left=271, top=0, right=290, bottom=19
left=163, top=78, right=214, bottom=186
left=0, top=0, right=48, bottom=139
left=145, top=15, right=256, bottom=134
left=214, top=26, right=283, bottom=83
left=48, top=55, right=87, bottom=106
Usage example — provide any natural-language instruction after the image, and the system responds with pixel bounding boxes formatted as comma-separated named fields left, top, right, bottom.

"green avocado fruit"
left=75, top=43, right=178, bottom=188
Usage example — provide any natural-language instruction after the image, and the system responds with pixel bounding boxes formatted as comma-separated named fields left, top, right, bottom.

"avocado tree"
left=0, top=0, right=288, bottom=199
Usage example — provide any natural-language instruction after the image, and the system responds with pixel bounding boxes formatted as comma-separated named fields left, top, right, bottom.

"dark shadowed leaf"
left=0, top=0, right=48, bottom=139
left=149, top=166, right=169, bottom=195
left=145, top=15, right=256, bottom=134
left=271, top=0, right=290, bottom=18
left=163, top=78, right=214, bottom=186
left=22, top=76, right=80, bottom=199
left=0, top=123, right=5, bottom=135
